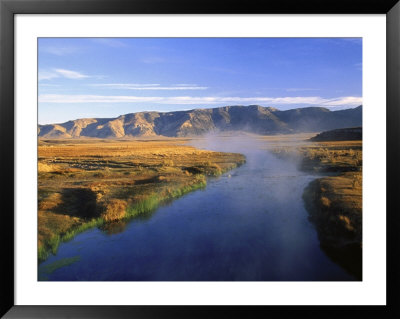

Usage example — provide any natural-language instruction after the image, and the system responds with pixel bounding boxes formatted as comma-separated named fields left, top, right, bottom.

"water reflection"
left=99, top=220, right=128, bottom=235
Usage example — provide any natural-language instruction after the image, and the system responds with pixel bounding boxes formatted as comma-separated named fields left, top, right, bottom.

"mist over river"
left=39, top=136, right=354, bottom=281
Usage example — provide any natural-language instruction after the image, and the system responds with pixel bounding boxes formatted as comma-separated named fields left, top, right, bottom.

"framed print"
left=1, top=0, right=399, bottom=318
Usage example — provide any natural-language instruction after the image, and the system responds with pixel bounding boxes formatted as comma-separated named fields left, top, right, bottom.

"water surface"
left=39, top=137, right=354, bottom=281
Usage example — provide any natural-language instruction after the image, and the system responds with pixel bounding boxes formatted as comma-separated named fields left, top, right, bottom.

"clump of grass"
left=168, top=182, right=206, bottom=199
left=126, top=194, right=161, bottom=218
left=48, top=235, right=61, bottom=254
left=37, top=234, right=60, bottom=262
left=206, top=162, right=222, bottom=176
left=38, top=244, right=49, bottom=261
left=101, top=199, right=127, bottom=222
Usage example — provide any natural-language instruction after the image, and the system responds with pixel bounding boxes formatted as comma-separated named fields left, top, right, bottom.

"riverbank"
left=302, top=171, right=362, bottom=279
left=272, top=139, right=362, bottom=279
left=39, top=134, right=355, bottom=281
left=38, top=138, right=246, bottom=262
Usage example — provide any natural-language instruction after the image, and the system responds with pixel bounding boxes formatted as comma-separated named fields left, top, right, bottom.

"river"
left=38, top=136, right=355, bottom=281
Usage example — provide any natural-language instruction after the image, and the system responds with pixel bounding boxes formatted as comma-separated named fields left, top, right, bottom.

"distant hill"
left=310, top=127, right=362, bottom=142
left=38, top=105, right=362, bottom=138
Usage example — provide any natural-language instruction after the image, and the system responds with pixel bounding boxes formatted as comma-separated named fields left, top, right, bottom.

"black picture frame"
left=1, top=0, right=399, bottom=318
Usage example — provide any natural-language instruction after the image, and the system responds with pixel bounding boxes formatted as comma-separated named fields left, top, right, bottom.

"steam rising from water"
left=39, top=132, right=354, bottom=280
left=187, top=132, right=345, bottom=279
left=189, top=131, right=307, bottom=218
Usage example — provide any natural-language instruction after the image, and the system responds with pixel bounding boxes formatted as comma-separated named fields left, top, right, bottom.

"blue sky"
left=38, top=38, right=362, bottom=124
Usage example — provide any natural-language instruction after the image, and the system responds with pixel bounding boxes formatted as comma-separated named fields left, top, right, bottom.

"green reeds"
left=126, top=178, right=207, bottom=218
left=61, top=218, right=105, bottom=242
left=38, top=218, right=105, bottom=262
left=38, top=179, right=208, bottom=262
left=126, top=194, right=161, bottom=218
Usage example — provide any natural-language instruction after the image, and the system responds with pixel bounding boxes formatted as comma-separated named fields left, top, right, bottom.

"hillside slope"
left=38, top=105, right=362, bottom=138
left=310, top=127, right=362, bottom=142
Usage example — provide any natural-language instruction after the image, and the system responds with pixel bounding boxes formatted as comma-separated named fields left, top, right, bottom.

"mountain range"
left=38, top=105, right=362, bottom=138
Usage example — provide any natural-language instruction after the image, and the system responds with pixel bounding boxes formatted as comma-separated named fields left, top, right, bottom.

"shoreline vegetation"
left=38, top=138, right=246, bottom=262
left=272, top=134, right=362, bottom=280
left=38, top=132, right=362, bottom=281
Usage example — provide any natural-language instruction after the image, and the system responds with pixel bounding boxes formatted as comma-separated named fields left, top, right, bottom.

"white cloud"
left=319, top=96, right=362, bottom=106
left=39, top=94, right=362, bottom=107
left=39, top=95, right=162, bottom=103
left=54, top=69, right=89, bottom=79
left=38, top=71, right=59, bottom=81
left=125, top=86, right=208, bottom=91
left=93, top=84, right=161, bottom=88
left=39, top=69, right=91, bottom=81
left=90, top=83, right=208, bottom=90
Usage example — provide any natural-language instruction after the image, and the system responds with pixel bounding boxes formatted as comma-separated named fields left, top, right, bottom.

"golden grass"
left=271, top=140, right=362, bottom=173
left=294, top=139, right=363, bottom=279
left=273, top=140, right=363, bottom=240
left=303, top=171, right=362, bottom=279
left=38, top=138, right=246, bottom=261
left=101, top=199, right=127, bottom=222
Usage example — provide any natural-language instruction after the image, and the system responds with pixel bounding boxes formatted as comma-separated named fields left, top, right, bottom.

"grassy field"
left=271, top=139, right=362, bottom=279
left=38, top=138, right=246, bottom=262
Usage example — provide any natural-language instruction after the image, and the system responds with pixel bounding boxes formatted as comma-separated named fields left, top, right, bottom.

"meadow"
left=271, top=138, right=362, bottom=279
left=38, top=138, right=245, bottom=262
